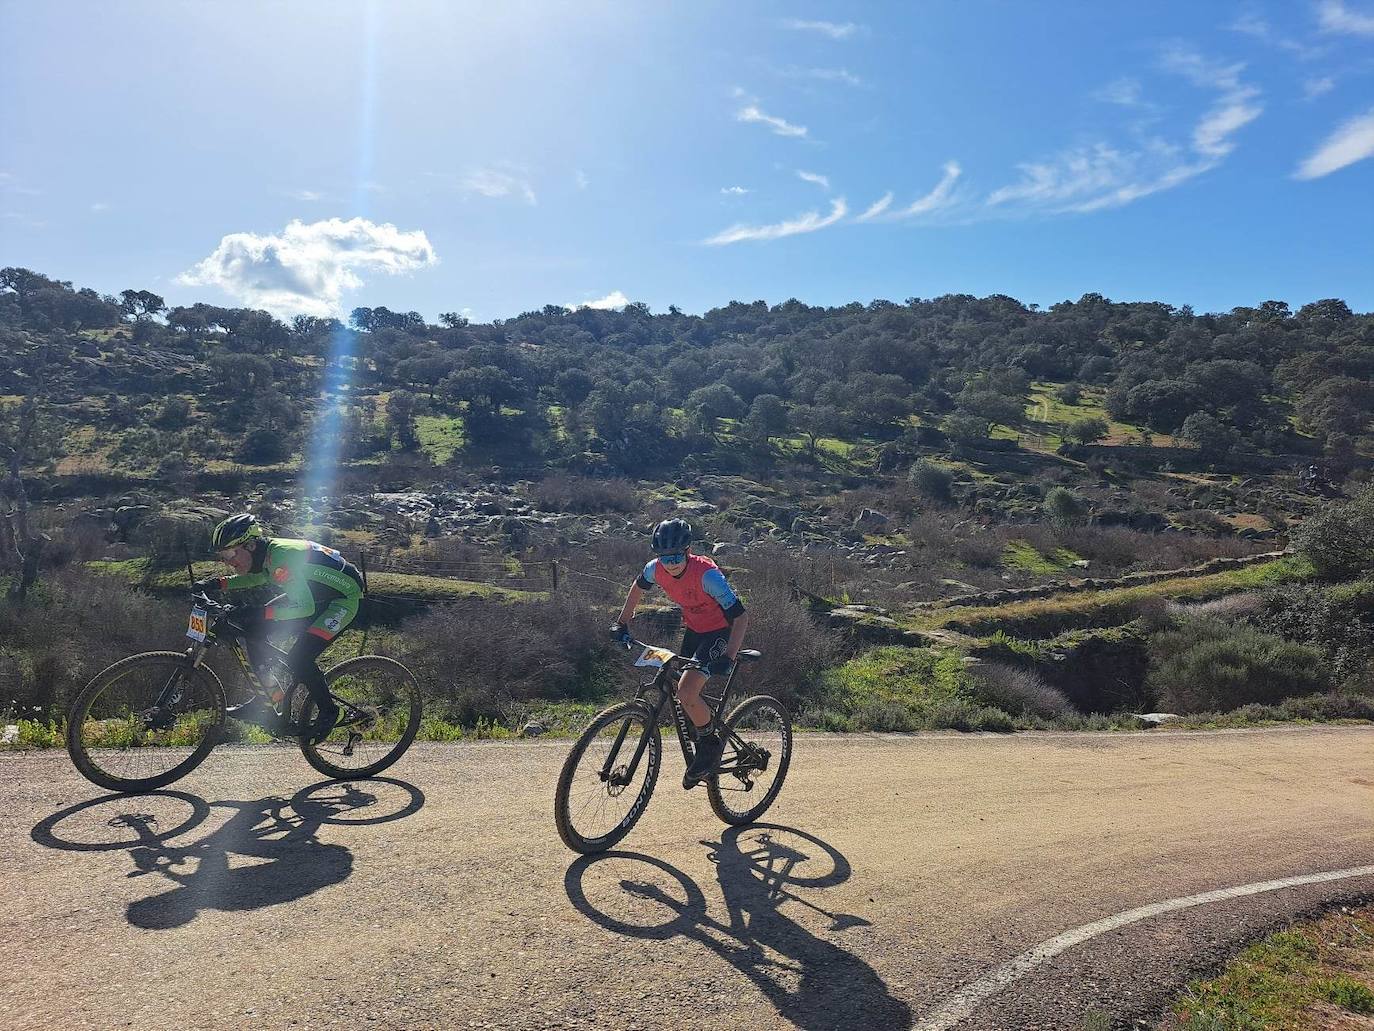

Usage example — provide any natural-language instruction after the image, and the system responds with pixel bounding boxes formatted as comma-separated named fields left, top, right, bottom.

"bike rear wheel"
left=296, top=656, right=423, bottom=780
left=707, top=694, right=793, bottom=826
left=555, top=701, right=661, bottom=854
left=66, top=651, right=226, bottom=793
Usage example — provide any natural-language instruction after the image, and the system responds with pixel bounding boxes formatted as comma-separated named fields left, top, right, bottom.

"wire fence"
left=356, top=548, right=637, bottom=605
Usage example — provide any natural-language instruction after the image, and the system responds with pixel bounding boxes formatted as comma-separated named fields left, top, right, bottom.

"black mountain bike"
left=66, top=591, right=423, bottom=793
left=554, top=636, right=793, bottom=853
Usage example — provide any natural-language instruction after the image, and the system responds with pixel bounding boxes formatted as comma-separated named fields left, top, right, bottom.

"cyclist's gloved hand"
left=706, top=655, right=735, bottom=677
left=609, top=622, right=632, bottom=646
left=192, top=578, right=220, bottom=594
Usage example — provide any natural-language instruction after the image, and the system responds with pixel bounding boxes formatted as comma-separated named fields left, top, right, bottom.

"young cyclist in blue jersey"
left=611, top=518, right=750, bottom=788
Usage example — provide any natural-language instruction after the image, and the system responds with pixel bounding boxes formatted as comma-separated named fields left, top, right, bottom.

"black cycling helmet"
left=210, top=513, right=263, bottom=551
left=650, top=518, right=693, bottom=554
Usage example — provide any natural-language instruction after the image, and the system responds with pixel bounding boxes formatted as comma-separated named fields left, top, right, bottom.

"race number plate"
left=187, top=606, right=208, bottom=642
left=634, top=646, right=676, bottom=668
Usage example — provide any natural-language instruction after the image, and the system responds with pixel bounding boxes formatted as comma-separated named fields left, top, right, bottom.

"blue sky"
left=2, top=1, right=1373, bottom=321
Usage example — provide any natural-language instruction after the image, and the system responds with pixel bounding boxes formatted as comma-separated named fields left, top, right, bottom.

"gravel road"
left=3, top=726, right=1372, bottom=1030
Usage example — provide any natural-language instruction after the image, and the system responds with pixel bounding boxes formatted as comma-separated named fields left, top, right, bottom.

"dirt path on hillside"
left=2, top=727, right=1373, bottom=1030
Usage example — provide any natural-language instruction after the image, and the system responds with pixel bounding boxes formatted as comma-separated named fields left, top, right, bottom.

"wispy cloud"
left=1304, top=75, right=1337, bottom=99
left=737, top=103, right=809, bottom=138
left=704, top=197, right=847, bottom=245
left=899, top=162, right=963, bottom=216
left=1226, top=10, right=1326, bottom=58
left=1093, top=77, right=1150, bottom=108
left=292, top=189, right=326, bottom=202
left=1228, top=11, right=1272, bottom=38
left=90, top=202, right=110, bottom=213
left=179, top=217, right=438, bottom=318
left=781, top=19, right=861, bottom=39
left=574, top=170, right=589, bottom=190
left=1295, top=106, right=1374, bottom=177
left=569, top=290, right=630, bottom=311
left=1318, top=0, right=1374, bottom=35
left=777, top=65, right=864, bottom=86
left=990, top=47, right=1261, bottom=215
left=721, top=185, right=750, bottom=196
left=797, top=170, right=830, bottom=189
left=0, top=171, right=42, bottom=197
left=458, top=166, right=537, bottom=205
left=858, top=164, right=963, bottom=222
left=856, top=192, right=893, bottom=222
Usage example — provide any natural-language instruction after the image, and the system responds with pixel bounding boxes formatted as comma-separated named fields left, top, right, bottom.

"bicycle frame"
left=150, top=594, right=365, bottom=738
left=599, top=640, right=768, bottom=789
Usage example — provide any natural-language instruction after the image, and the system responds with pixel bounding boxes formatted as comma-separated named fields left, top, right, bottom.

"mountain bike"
left=554, top=636, right=793, bottom=853
left=66, top=590, right=423, bottom=793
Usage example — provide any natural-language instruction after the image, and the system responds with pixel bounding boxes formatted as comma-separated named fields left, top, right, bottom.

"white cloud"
left=569, top=290, right=630, bottom=311
left=1304, top=76, right=1336, bottom=99
left=899, top=162, right=962, bottom=216
left=1295, top=106, right=1374, bottom=177
left=1228, top=12, right=1271, bottom=38
left=1318, top=0, right=1374, bottom=35
left=737, top=104, right=808, bottom=138
left=779, top=65, right=863, bottom=86
left=459, top=166, right=537, bottom=205
left=1226, top=10, right=1326, bottom=58
left=859, top=164, right=963, bottom=222
left=0, top=172, right=41, bottom=197
left=782, top=19, right=861, bottom=39
left=179, top=217, right=438, bottom=318
left=1192, top=89, right=1263, bottom=158
left=721, top=185, right=750, bottom=195
left=856, top=192, right=893, bottom=221
left=1093, top=77, right=1148, bottom=108
left=704, top=197, right=847, bottom=245
left=292, top=189, right=326, bottom=202
left=989, top=48, right=1262, bottom=215
left=797, top=170, right=830, bottom=189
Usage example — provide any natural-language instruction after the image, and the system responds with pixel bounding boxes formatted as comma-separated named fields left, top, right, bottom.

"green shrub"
left=1043, top=487, right=1088, bottom=527
left=1256, top=581, right=1374, bottom=682
left=1147, top=617, right=1329, bottom=713
left=1293, top=484, right=1374, bottom=580
left=908, top=459, right=954, bottom=502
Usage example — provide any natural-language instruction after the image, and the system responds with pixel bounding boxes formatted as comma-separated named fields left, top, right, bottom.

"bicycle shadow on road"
left=563, top=824, right=912, bottom=1030
left=30, top=777, right=424, bottom=930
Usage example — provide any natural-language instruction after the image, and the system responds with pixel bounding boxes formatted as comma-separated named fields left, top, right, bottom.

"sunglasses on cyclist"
left=656, top=552, right=688, bottom=565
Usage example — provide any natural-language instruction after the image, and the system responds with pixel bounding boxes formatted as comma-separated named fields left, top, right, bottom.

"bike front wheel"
left=555, top=701, right=661, bottom=854
left=66, top=651, right=226, bottom=793
left=707, top=694, right=793, bottom=826
left=296, top=655, right=423, bottom=780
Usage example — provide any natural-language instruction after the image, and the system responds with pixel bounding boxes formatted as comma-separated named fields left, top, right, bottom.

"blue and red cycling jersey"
left=636, top=554, right=743, bottom=633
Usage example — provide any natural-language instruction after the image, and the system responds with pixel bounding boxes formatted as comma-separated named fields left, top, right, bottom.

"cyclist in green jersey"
left=195, top=513, right=364, bottom=742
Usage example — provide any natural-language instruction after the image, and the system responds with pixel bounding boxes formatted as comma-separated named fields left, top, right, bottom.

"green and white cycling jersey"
left=215, top=538, right=364, bottom=640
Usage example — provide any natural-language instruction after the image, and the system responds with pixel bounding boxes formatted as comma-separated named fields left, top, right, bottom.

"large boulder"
left=853, top=509, right=891, bottom=532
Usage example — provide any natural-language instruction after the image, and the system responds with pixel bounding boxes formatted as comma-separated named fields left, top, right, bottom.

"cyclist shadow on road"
left=31, top=777, right=424, bottom=930
left=563, top=824, right=912, bottom=1031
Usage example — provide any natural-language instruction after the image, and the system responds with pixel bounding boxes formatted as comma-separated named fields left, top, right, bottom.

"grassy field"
left=913, top=556, right=1313, bottom=638
left=1164, top=906, right=1374, bottom=1029
left=414, top=413, right=465, bottom=464
left=85, top=558, right=547, bottom=603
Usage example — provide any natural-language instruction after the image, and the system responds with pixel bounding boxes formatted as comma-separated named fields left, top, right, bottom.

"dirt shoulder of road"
left=1160, top=904, right=1374, bottom=1030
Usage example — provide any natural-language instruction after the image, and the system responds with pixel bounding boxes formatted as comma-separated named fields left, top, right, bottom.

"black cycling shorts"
left=681, top=627, right=731, bottom=667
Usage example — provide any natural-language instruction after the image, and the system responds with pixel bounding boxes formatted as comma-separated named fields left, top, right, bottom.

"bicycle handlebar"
left=620, top=636, right=705, bottom=671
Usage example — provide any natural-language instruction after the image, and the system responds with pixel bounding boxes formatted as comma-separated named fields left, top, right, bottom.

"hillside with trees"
left=3, top=265, right=1374, bottom=742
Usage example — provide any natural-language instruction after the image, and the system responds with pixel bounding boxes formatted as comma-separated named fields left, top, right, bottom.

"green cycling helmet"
left=210, top=513, right=263, bottom=551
